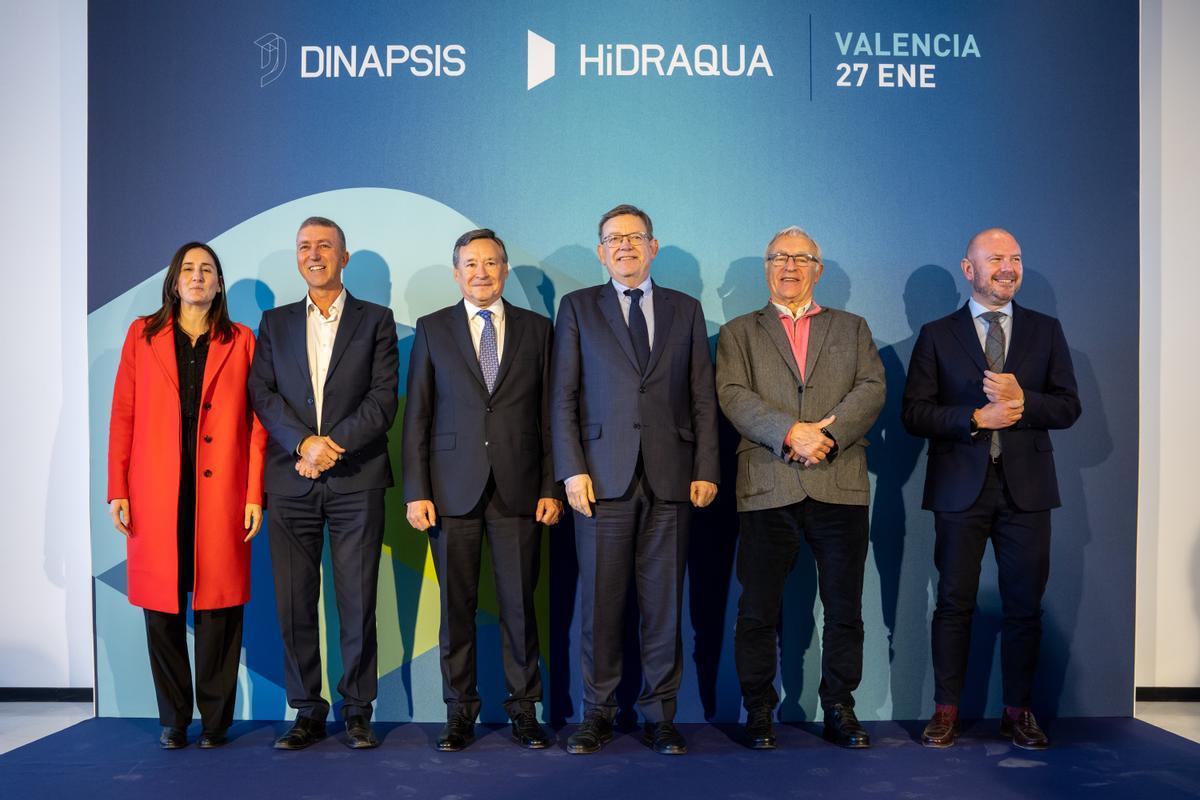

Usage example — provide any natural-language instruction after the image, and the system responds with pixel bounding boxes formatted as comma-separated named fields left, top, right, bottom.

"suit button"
left=306, top=397, right=314, bottom=405
left=484, top=441, right=490, bottom=446
left=486, top=407, right=493, bottom=413
left=202, top=402, right=212, bottom=410
left=633, top=423, right=642, bottom=430
left=203, top=469, right=213, bottom=478
left=639, top=387, right=647, bottom=394
left=203, top=435, right=213, bottom=443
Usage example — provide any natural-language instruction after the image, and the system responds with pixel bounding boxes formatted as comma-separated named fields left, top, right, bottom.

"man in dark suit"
left=402, top=228, right=563, bottom=752
left=249, top=216, right=398, bottom=750
left=716, top=225, right=885, bottom=750
left=902, top=228, right=1081, bottom=750
left=551, top=204, right=719, bottom=755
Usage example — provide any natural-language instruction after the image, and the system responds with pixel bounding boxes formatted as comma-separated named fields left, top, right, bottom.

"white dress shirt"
left=462, top=297, right=506, bottom=363
left=612, top=276, right=655, bottom=351
left=968, top=297, right=1013, bottom=362
left=306, top=288, right=347, bottom=433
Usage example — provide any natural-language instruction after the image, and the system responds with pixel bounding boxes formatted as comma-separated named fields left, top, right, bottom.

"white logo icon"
left=256, top=32, right=287, bottom=87
left=527, top=30, right=555, bottom=90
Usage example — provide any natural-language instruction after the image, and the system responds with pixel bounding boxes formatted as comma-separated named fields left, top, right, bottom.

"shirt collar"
left=612, top=276, right=653, bottom=298
left=968, top=297, right=1013, bottom=320
left=773, top=300, right=821, bottom=321
left=463, top=297, right=505, bottom=321
left=306, top=288, right=347, bottom=319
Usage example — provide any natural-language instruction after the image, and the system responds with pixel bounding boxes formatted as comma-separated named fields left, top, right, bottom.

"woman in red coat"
left=107, top=241, right=267, bottom=749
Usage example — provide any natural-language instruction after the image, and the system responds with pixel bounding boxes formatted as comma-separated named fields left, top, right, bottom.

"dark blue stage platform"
left=2, top=718, right=1197, bottom=799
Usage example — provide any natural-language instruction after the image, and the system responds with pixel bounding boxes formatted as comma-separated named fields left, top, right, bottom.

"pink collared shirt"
left=775, top=300, right=822, bottom=382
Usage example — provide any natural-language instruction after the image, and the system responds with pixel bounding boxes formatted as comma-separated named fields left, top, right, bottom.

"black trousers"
left=267, top=485, right=385, bottom=722
left=734, top=498, right=869, bottom=712
left=574, top=462, right=689, bottom=724
left=428, top=477, right=542, bottom=721
left=144, top=596, right=243, bottom=732
left=932, top=460, right=1051, bottom=708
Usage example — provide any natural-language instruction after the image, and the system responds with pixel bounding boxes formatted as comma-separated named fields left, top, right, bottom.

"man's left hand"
left=535, top=498, right=564, bottom=526
left=983, top=370, right=1024, bottom=404
left=690, top=480, right=718, bottom=508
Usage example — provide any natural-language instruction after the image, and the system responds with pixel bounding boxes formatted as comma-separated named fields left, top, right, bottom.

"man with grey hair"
left=716, top=225, right=884, bottom=749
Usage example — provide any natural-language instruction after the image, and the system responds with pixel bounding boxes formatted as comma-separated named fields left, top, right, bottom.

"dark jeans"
left=267, top=485, right=385, bottom=722
left=735, top=498, right=869, bottom=712
left=429, top=477, right=543, bottom=722
left=932, top=460, right=1051, bottom=708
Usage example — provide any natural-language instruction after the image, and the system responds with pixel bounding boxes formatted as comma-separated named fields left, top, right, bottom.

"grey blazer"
left=716, top=304, right=884, bottom=512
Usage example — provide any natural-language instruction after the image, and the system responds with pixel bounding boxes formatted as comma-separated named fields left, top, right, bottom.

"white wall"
left=1137, top=0, right=1200, bottom=688
left=0, top=0, right=91, bottom=688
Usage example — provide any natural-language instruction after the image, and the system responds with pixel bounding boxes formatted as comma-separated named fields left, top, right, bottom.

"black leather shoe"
left=1000, top=708, right=1049, bottom=750
left=643, top=721, right=688, bottom=755
left=921, top=705, right=960, bottom=748
left=745, top=707, right=777, bottom=750
left=159, top=727, right=187, bottom=749
left=510, top=712, right=550, bottom=749
left=344, top=715, right=379, bottom=749
left=823, top=704, right=870, bottom=749
left=437, top=715, right=475, bottom=752
left=274, top=716, right=327, bottom=750
left=565, top=712, right=613, bottom=754
left=197, top=730, right=228, bottom=749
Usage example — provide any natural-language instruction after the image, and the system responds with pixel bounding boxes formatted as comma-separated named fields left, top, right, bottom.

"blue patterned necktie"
left=478, top=309, right=499, bottom=393
left=624, top=288, right=650, bottom=373
left=981, top=311, right=1006, bottom=459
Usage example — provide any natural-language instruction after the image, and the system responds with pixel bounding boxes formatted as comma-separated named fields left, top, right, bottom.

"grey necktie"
left=981, top=311, right=1006, bottom=459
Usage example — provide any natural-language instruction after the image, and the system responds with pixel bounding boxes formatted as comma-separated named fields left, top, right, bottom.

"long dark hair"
left=141, top=242, right=235, bottom=344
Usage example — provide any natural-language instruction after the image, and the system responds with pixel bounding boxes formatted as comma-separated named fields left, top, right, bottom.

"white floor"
left=0, top=702, right=1196, bottom=755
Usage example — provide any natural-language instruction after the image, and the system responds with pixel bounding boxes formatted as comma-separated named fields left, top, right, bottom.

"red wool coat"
left=107, top=318, right=267, bottom=613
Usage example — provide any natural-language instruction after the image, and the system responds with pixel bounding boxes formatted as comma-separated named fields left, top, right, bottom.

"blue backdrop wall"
left=87, top=0, right=1137, bottom=723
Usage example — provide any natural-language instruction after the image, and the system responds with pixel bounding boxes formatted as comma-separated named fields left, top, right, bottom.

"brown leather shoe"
left=921, top=704, right=960, bottom=748
left=1000, top=708, right=1049, bottom=750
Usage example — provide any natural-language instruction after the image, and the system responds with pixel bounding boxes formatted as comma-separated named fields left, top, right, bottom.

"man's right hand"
left=299, top=435, right=344, bottom=472
left=784, top=414, right=836, bottom=466
left=974, top=400, right=1023, bottom=430
left=406, top=500, right=437, bottom=532
left=110, top=499, right=130, bottom=536
left=565, top=474, right=596, bottom=518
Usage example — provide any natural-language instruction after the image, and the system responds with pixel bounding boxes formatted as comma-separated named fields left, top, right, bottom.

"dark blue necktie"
left=478, top=309, right=499, bottom=393
left=624, top=288, right=650, bottom=373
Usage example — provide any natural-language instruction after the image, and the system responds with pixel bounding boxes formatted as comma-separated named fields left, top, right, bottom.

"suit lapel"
left=286, top=302, right=312, bottom=388
left=755, top=305, right=802, bottom=386
left=450, top=300, right=489, bottom=392
left=949, top=303, right=988, bottom=373
left=325, top=291, right=366, bottom=386
left=597, top=284, right=640, bottom=372
left=149, top=322, right=181, bottom=392
left=489, top=300, right=525, bottom=395
left=1003, top=301, right=1033, bottom=372
left=643, top=283, right=674, bottom=377
left=802, top=310, right=832, bottom=384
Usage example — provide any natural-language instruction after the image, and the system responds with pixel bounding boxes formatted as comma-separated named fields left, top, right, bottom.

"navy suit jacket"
left=901, top=301, right=1081, bottom=513
left=550, top=281, right=719, bottom=502
left=402, top=299, right=562, bottom=517
left=249, top=292, right=399, bottom=498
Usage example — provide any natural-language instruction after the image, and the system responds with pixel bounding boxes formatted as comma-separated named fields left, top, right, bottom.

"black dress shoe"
left=565, top=712, right=613, bottom=754
left=1000, top=708, right=1049, bottom=750
left=745, top=707, right=777, bottom=750
left=510, top=712, right=551, bottom=749
left=197, top=730, right=228, bottom=749
left=643, top=721, right=688, bottom=755
left=344, top=715, right=379, bottom=749
left=159, top=727, right=187, bottom=749
left=823, top=704, right=870, bottom=749
left=437, top=715, right=475, bottom=752
left=274, top=716, right=327, bottom=750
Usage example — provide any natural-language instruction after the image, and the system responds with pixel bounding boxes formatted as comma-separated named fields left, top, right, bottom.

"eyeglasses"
left=766, top=252, right=821, bottom=269
left=601, top=232, right=653, bottom=247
